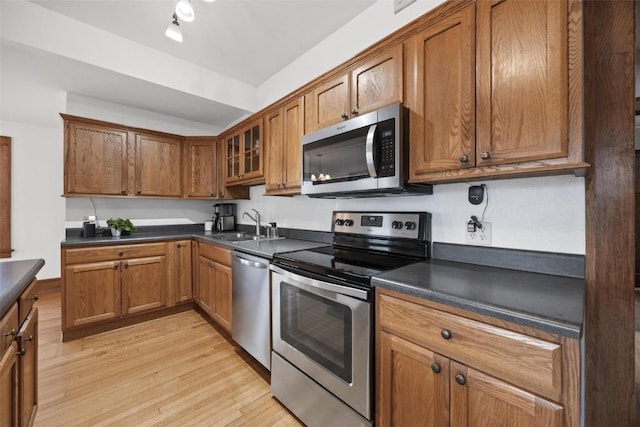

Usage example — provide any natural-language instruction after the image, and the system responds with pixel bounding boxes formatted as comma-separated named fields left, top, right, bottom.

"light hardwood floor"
left=33, top=292, right=302, bottom=426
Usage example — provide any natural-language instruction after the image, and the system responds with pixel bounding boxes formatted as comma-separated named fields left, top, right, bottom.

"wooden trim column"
left=583, top=0, right=635, bottom=425
left=0, top=136, right=10, bottom=258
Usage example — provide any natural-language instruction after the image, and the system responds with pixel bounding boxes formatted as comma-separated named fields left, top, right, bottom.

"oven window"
left=280, top=282, right=352, bottom=383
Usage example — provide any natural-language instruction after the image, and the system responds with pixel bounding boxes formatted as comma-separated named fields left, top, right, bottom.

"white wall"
left=235, top=175, right=585, bottom=255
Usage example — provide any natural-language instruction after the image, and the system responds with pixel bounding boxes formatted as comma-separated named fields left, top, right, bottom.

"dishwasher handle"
left=232, top=252, right=268, bottom=269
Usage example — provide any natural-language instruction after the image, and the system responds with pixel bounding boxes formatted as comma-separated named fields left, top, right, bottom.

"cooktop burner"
left=274, top=245, right=423, bottom=287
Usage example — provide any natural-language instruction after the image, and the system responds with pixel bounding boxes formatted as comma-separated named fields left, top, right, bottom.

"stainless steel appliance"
left=231, top=251, right=271, bottom=370
left=213, top=203, right=236, bottom=231
left=301, top=103, right=432, bottom=198
left=270, top=211, right=431, bottom=426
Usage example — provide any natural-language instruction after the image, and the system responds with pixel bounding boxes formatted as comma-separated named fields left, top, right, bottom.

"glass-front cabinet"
left=225, top=118, right=264, bottom=185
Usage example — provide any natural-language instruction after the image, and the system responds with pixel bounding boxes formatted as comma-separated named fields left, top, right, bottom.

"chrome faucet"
left=242, top=209, right=261, bottom=235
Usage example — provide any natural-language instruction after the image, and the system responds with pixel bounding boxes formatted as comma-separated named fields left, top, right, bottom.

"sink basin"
left=208, top=232, right=284, bottom=243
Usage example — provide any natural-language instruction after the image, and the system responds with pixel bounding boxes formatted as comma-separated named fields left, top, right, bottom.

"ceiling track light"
left=165, top=13, right=183, bottom=43
left=175, top=0, right=195, bottom=23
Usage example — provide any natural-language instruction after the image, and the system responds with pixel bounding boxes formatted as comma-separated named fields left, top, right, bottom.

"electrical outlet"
left=465, top=221, right=492, bottom=246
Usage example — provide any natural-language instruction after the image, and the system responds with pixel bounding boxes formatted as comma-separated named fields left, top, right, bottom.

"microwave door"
left=365, top=124, right=378, bottom=178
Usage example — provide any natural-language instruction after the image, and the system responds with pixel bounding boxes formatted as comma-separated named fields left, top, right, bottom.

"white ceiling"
left=1, top=0, right=377, bottom=130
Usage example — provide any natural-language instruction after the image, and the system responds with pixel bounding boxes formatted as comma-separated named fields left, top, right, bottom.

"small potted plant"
left=106, top=218, right=134, bottom=238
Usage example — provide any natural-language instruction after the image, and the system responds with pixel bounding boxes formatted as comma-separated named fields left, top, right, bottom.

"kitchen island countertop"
left=0, top=259, right=45, bottom=317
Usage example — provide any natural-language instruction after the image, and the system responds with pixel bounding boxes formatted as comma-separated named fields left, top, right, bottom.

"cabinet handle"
left=440, top=329, right=452, bottom=340
left=430, top=363, right=441, bottom=374
left=121, top=189, right=127, bottom=194
left=480, top=151, right=490, bottom=160
left=455, top=373, right=466, bottom=386
left=219, top=191, right=224, bottom=197
left=136, top=189, right=142, bottom=194
left=118, top=251, right=124, bottom=257
left=210, top=192, right=215, bottom=196
left=2, top=328, right=17, bottom=337
left=176, top=242, right=184, bottom=248
left=341, top=112, right=348, bottom=120
left=16, top=348, right=26, bottom=357
left=22, top=335, right=34, bottom=343
left=113, top=263, right=119, bottom=269
left=30, top=294, right=39, bottom=302
left=459, top=154, right=469, bottom=163
left=351, top=108, right=359, bottom=115
left=124, top=261, right=129, bottom=268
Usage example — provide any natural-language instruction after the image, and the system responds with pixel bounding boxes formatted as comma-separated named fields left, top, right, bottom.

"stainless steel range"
left=270, top=211, right=431, bottom=426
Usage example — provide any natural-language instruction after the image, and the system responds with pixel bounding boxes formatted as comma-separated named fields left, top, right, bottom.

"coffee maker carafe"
left=213, top=203, right=236, bottom=231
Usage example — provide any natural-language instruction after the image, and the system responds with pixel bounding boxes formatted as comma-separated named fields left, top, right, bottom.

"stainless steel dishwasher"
left=231, top=250, right=271, bottom=370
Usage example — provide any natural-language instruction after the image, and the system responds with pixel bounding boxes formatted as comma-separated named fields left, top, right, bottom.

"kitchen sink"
left=208, top=232, right=284, bottom=243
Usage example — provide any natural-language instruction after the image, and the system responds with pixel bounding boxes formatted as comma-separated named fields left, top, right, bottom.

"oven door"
left=270, top=264, right=371, bottom=419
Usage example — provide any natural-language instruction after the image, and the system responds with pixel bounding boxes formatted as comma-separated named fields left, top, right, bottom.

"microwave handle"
left=365, top=124, right=378, bottom=178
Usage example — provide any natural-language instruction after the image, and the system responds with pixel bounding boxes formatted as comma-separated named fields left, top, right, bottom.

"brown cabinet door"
left=65, top=122, right=128, bottom=195
left=309, top=73, right=350, bottom=131
left=282, top=97, right=304, bottom=192
left=408, top=5, right=475, bottom=177
left=377, top=331, right=449, bottom=427
left=225, top=133, right=242, bottom=184
left=351, top=44, right=403, bottom=117
left=0, top=136, right=11, bottom=258
left=476, top=0, right=568, bottom=166
left=121, top=256, right=168, bottom=316
left=264, top=108, right=284, bottom=193
left=241, top=119, right=264, bottom=181
left=64, top=261, right=121, bottom=328
left=185, top=138, right=216, bottom=198
left=449, top=361, right=563, bottom=427
left=16, top=308, right=37, bottom=427
left=174, top=241, right=193, bottom=304
left=135, top=133, right=183, bottom=196
left=0, top=303, right=18, bottom=357
left=197, top=256, right=215, bottom=317
left=0, top=342, right=18, bottom=427
left=212, top=263, right=232, bottom=334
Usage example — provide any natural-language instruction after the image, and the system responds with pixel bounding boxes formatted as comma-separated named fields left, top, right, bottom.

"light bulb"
left=175, top=0, right=195, bottom=23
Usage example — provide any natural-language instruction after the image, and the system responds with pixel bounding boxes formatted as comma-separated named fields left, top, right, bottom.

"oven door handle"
left=270, top=264, right=369, bottom=301
left=365, top=124, right=378, bottom=178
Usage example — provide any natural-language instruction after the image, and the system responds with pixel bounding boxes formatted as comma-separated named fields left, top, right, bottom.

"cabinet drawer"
left=65, top=243, right=166, bottom=264
left=377, top=293, right=562, bottom=400
left=198, top=242, right=231, bottom=266
left=19, top=279, right=38, bottom=324
left=0, top=303, right=18, bottom=356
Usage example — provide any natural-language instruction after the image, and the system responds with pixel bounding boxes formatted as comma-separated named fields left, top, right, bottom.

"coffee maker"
left=213, top=203, right=236, bottom=231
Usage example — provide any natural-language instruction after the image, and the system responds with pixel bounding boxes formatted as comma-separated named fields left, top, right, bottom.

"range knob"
left=335, top=219, right=345, bottom=226
left=344, top=219, right=354, bottom=227
left=391, top=220, right=403, bottom=230
left=404, top=221, right=417, bottom=230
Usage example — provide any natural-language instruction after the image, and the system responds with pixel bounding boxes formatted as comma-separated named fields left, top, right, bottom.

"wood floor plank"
left=32, top=292, right=301, bottom=426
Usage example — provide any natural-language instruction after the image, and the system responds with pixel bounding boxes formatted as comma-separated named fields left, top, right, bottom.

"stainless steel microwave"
left=301, top=103, right=432, bottom=198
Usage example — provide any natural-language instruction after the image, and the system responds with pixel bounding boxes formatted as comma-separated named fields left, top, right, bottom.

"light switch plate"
left=394, top=0, right=417, bottom=14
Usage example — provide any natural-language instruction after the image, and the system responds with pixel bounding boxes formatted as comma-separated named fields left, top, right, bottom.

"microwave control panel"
left=378, top=119, right=395, bottom=177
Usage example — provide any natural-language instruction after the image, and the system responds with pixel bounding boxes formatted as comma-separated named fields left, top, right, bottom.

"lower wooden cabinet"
left=1, top=286, right=39, bottom=427
left=172, top=240, right=193, bottom=305
left=195, top=241, right=232, bottom=333
left=376, top=289, right=579, bottom=427
left=62, top=242, right=174, bottom=340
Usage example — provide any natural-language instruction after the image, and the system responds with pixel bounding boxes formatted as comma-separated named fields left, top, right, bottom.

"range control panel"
left=332, top=211, right=429, bottom=240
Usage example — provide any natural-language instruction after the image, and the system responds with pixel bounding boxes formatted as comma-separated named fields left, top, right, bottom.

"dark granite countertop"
left=373, top=258, right=584, bottom=339
left=61, top=227, right=329, bottom=260
left=0, top=259, right=45, bottom=317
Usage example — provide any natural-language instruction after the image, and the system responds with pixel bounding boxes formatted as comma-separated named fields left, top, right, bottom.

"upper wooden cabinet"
left=64, top=119, right=129, bottom=196
left=224, top=118, right=264, bottom=186
left=305, top=44, right=403, bottom=133
left=135, top=133, right=182, bottom=197
left=406, top=4, right=476, bottom=177
left=407, top=0, right=585, bottom=183
left=476, top=0, right=568, bottom=167
left=185, top=137, right=218, bottom=198
left=265, top=97, right=304, bottom=195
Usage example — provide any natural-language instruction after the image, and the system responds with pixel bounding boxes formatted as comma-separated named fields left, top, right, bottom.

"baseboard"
left=36, top=277, right=61, bottom=295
